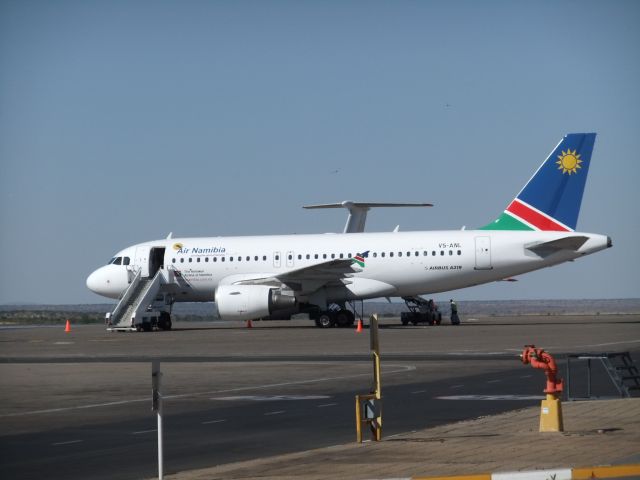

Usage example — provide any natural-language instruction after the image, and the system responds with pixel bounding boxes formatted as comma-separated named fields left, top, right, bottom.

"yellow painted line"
left=412, top=475, right=491, bottom=480
left=573, top=464, right=640, bottom=479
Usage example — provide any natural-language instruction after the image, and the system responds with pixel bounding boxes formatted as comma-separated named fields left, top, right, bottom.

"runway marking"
left=52, top=439, right=83, bottom=446
left=317, top=403, right=338, bottom=408
left=0, top=364, right=416, bottom=418
left=487, top=379, right=501, bottom=383
left=264, top=410, right=286, bottom=416
left=520, top=375, right=533, bottom=379
left=213, top=395, right=330, bottom=402
left=132, top=429, right=157, bottom=435
left=202, top=419, right=226, bottom=425
left=411, top=390, right=426, bottom=394
left=436, top=394, right=544, bottom=401
left=450, top=384, right=464, bottom=389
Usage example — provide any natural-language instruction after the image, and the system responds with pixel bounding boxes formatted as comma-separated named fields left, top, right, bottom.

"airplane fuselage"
left=87, top=229, right=611, bottom=304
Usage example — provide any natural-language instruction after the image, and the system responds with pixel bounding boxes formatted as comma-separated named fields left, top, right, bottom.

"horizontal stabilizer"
left=526, top=236, right=589, bottom=257
left=303, top=201, right=433, bottom=233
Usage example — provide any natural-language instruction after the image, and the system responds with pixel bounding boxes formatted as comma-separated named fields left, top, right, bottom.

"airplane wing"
left=526, top=236, right=589, bottom=257
left=222, top=258, right=361, bottom=295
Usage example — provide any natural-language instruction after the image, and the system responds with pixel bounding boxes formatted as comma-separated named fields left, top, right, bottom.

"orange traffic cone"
left=355, top=319, right=363, bottom=333
left=65, top=319, right=71, bottom=333
left=246, top=319, right=253, bottom=328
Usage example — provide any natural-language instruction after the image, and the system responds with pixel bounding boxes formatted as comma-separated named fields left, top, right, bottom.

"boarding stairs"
left=106, top=268, right=170, bottom=331
left=566, top=352, right=640, bottom=400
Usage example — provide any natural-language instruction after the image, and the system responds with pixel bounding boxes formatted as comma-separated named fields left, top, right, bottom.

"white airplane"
left=87, top=133, right=611, bottom=330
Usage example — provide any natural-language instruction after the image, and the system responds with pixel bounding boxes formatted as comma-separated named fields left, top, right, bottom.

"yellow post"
left=355, top=314, right=383, bottom=442
left=539, top=393, right=563, bottom=432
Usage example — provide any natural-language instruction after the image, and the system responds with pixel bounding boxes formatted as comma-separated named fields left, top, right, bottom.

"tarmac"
left=165, top=397, right=640, bottom=480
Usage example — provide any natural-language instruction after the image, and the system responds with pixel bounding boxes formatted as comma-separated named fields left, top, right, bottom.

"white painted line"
left=317, top=403, right=338, bottom=408
left=487, top=379, right=501, bottom=383
left=411, top=390, right=426, bottom=394
left=132, top=429, right=157, bottom=435
left=520, top=374, right=533, bottom=379
left=492, top=468, right=572, bottom=479
left=264, top=410, right=286, bottom=416
left=450, top=384, right=464, bottom=389
left=202, top=419, right=226, bottom=425
left=52, top=440, right=83, bottom=446
left=436, top=394, right=544, bottom=401
left=1, top=364, right=415, bottom=418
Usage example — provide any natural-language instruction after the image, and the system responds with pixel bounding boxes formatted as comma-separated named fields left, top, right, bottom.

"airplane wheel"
left=159, top=312, right=172, bottom=331
left=316, top=312, right=335, bottom=328
left=335, top=310, right=353, bottom=327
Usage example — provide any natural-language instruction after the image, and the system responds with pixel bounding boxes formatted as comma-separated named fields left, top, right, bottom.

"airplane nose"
left=86, top=269, right=102, bottom=294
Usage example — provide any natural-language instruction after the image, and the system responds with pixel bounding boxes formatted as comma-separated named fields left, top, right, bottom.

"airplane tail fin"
left=480, top=133, right=596, bottom=232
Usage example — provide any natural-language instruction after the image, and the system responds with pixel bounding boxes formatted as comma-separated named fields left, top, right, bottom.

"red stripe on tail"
left=506, top=200, right=571, bottom=231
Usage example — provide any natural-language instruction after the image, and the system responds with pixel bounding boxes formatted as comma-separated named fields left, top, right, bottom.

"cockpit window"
left=123, top=257, right=130, bottom=265
left=113, top=257, right=122, bottom=265
left=108, top=257, right=116, bottom=265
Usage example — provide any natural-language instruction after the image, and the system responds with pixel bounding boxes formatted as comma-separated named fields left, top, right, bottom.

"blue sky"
left=1, top=0, right=638, bottom=304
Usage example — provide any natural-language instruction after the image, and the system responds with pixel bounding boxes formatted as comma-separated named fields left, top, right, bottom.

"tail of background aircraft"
left=480, top=133, right=596, bottom=232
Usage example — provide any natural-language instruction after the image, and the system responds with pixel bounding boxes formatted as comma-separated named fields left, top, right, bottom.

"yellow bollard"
left=539, top=393, right=563, bottom=432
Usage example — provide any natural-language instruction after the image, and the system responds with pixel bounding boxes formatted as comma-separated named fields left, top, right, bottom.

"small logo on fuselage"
left=353, top=251, right=369, bottom=268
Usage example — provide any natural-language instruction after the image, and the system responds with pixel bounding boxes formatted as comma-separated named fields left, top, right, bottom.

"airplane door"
left=273, top=252, right=281, bottom=268
left=134, top=246, right=151, bottom=277
left=286, top=251, right=294, bottom=268
left=474, top=236, right=492, bottom=270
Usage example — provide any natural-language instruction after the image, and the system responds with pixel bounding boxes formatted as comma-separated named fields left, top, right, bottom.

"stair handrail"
left=130, top=269, right=165, bottom=321
left=110, top=268, right=143, bottom=322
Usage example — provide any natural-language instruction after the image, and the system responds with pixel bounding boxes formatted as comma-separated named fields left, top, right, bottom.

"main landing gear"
left=314, top=308, right=356, bottom=328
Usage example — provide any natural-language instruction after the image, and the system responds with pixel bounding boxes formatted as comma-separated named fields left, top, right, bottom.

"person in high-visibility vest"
left=450, top=299, right=460, bottom=325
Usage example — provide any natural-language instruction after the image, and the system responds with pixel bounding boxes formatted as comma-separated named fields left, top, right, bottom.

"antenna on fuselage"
left=303, top=201, right=433, bottom=233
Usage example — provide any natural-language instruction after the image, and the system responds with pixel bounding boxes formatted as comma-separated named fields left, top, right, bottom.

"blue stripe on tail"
left=516, top=133, right=596, bottom=230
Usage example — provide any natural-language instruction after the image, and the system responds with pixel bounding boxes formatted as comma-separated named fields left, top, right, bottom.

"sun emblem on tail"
left=556, top=149, right=582, bottom=174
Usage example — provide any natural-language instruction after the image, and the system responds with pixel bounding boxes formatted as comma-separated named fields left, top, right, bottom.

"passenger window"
left=449, top=250, right=453, bottom=255
left=180, top=258, right=184, bottom=263
left=238, top=256, right=242, bottom=262
left=423, top=251, right=428, bottom=256
left=222, top=257, right=226, bottom=262
left=440, top=251, right=445, bottom=256
left=288, top=254, right=292, bottom=260
left=246, top=256, right=250, bottom=261
left=314, top=254, right=319, bottom=259
left=373, top=252, right=377, bottom=258
left=262, top=255, right=267, bottom=261
left=275, top=255, right=279, bottom=261
left=381, top=252, right=386, bottom=258
left=298, top=254, right=302, bottom=260
left=189, top=258, right=193, bottom=262
left=348, top=253, right=352, bottom=258
left=197, top=257, right=201, bottom=262
left=230, top=257, right=233, bottom=262
left=205, top=257, right=209, bottom=262
left=457, top=250, right=462, bottom=255
left=407, top=251, right=411, bottom=256
left=213, top=257, right=217, bottom=262
left=255, top=256, right=259, bottom=261
left=306, top=254, right=310, bottom=259
left=172, top=258, right=176, bottom=263
left=339, top=253, right=343, bottom=259
left=323, top=254, right=327, bottom=259
left=390, top=252, right=394, bottom=257
left=331, top=253, right=335, bottom=259
left=398, top=252, right=402, bottom=257
left=432, top=251, right=436, bottom=256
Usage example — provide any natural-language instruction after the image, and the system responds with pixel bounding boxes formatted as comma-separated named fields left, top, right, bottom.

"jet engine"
left=215, top=285, right=297, bottom=321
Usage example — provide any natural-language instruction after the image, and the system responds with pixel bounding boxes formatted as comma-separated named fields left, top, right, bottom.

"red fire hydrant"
left=520, top=344, right=564, bottom=432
